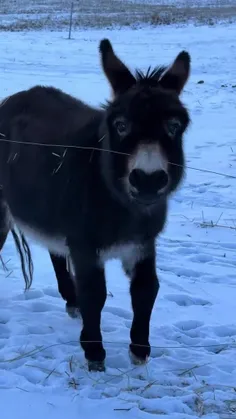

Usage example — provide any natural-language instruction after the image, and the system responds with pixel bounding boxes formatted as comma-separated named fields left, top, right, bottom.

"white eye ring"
left=166, top=118, right=182, bottom=138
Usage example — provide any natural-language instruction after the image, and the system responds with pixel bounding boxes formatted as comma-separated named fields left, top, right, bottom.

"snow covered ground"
left=0, top=24, right=236, bottom=418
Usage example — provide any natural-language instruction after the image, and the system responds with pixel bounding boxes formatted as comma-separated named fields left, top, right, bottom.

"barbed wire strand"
left=0, top=134, right=235, bottom=180
left=0, top=339, right=234, bottom=364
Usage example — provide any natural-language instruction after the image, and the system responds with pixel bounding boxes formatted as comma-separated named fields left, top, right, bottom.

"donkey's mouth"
left=130, top=192, right=162, bottom=207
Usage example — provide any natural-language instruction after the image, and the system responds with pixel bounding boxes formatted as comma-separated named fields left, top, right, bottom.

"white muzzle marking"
left=128, top=143, right=168, bottom=175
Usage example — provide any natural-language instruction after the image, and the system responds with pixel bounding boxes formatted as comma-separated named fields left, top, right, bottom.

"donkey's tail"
left=11, top=227, right=34, bottom=290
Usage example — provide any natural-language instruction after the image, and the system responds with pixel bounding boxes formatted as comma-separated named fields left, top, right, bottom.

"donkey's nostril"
left=154, top=170, right=169, bottom=190
left=129, top=169, right=169, bottom=195
left=129, top=169, right=146, bottom=189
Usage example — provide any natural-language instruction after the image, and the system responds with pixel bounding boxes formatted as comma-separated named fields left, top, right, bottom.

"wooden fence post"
left=68, top=2, right=74, bottom=40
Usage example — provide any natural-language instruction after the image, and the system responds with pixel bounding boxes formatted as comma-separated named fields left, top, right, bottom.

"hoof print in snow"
left=88, top=360, right=105, bottom=372
left=66, top=304, right=81, bottom=319
left=197, top=80, right=204, bottom=84
left=165, top=293, right=211, bottom=307
left=129, top=349, right=148, bottom=366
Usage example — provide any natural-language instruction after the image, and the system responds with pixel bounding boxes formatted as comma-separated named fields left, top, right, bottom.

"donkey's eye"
left=114, top=120, right=128, bottom=137
left=166, top=118, right=182, bottom=138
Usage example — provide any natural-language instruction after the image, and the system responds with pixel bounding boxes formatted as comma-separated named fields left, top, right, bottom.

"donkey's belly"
left=14, top=217, right=70, bottom=257
left=3, top=173, right=70, bottom=256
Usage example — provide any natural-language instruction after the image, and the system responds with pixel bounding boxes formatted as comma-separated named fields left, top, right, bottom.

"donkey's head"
left=99, top=39, right=190, bottom=209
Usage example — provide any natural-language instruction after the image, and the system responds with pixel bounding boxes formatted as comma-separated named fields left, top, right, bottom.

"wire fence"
left=0, top=133, right=235, bottom=181
left=0, top=339, right=234, bottom=364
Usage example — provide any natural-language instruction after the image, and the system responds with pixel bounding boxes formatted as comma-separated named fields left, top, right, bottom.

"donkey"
left=0, top=39, right=191, bottom=371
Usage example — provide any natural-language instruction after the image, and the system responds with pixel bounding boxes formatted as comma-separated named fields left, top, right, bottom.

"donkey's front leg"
left=128, top=241, right=159, bottom=364
left=70, top=246, right=107, bottom=372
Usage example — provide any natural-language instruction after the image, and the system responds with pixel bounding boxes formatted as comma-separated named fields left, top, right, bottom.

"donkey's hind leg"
left=0, top=227, right=9, bottom=271
left=0, top=188, right=10, bottom=260
left=49, top=253, right=80, bottom=318
left=0, top=228, right=8, bottom=252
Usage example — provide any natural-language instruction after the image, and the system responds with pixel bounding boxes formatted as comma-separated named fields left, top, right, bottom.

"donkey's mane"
left=135, top=65, right=167, bottom=83
left=100, top=66, right=168, bottom=110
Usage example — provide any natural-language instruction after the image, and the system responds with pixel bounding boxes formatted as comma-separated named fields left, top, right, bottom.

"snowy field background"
left=0, top=17, right=236, bottom=419
left=1, top=0, right=236, bottom=30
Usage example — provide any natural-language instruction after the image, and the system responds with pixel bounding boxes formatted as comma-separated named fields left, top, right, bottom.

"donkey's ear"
left=99, top=39, right=136, bottom=96
left=159, top=51, right=191, bottom=95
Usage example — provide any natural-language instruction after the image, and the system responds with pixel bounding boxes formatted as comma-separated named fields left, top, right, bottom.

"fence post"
left=68, top=2, right=74, bottom=40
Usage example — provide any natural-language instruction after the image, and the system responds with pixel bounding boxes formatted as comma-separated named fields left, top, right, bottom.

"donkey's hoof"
left=129, top=349, right=148, bottom=366
left=88, top=360, right=106, bottom=372
left=66, top=303, right=80, bottom=319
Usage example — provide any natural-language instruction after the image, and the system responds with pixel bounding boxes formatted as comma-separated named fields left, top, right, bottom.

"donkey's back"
left=0, top=85, right=100, bottom=146
left=0, top=86, right=102, bottom=239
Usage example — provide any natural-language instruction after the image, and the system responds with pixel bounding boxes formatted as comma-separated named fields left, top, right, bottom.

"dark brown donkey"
left=0, top=39, right=191, bottom=371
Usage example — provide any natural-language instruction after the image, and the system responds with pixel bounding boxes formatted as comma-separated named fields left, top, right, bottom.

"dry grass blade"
left=0, top=345, right=45, bottom=362
left=16, top=386, right=30, bottom=393
left=68, top=377, right=79, bottom=390
left=0, top=254, right=9, bottom=272
left=25, top=364, right=62, bottom=377
left=140, top=379, right=159, bottom=394
left=200, top=222, right=236, bottom=231
left=114, top=408, right=132, bottom=411
left=69, top=355, right=74, bottom=373
left=178, top=363, right=211, bottom=377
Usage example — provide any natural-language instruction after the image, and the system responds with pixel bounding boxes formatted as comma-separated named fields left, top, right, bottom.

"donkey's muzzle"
left=129, top=168, right=168, bottom=204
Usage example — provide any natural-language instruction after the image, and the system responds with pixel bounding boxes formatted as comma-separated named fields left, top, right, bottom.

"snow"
left=128, top=0, right=235, bottom=5
left=0, top=24, right=236, bottom=418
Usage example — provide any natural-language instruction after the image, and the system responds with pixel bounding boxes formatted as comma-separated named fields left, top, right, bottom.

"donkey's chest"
left=94, top=212, right=163, bottom=270
left=98, top=242, right=142, bottom=266
left=97, top=208, right=164, bottom=247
